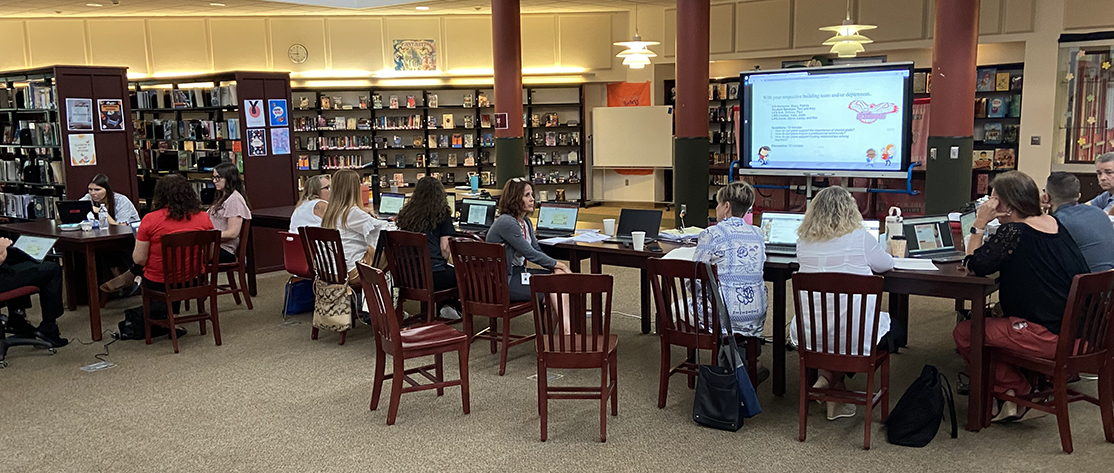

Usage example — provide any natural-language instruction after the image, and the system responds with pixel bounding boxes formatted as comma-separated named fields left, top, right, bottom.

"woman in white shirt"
left=790, top=186, right=894, bottom=421
left=289, top=174, right=330, bottom=232
left=320, top=169, right=386, bottom=283
left=81, top=173, right=140, bottom=225
left=83, top=174, right=142, bottom=295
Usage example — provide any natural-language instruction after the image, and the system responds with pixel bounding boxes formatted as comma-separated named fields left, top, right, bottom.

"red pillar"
left=673, top=0, right=711, bottom=227
left=924, top=0, right=980, bottom=214
left=492, top=0, right=526, bottom=185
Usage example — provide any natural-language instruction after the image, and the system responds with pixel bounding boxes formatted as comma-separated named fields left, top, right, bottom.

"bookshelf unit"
left=0, top=65, right=135, bottom=220
left=664, top=77, right=739, bottom=207
left=524, top=86, right=586, bottom=204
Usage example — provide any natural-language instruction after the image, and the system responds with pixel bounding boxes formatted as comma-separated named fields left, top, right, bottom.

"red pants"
left=953, top=317, right=1059, bottom=395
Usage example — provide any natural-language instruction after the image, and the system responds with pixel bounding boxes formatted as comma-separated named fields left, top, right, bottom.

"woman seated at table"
left=791, top=186, right=894, bottom=421
left=208, top=163, right=252, bottom=264
left=396, top=177, right=461, bottom=319
left=83, top=174, right=143, bottom=295
left=694, top=181, right=767, bottom=337
left=955, top=171, right=1090, bottom=422
left=486, top=178, right=570, bottom=302
left=132, top=174, right=214, bottom=317
left=320, top=169, right=387, bottom=284
left=289, top=174, right=330, bottom=232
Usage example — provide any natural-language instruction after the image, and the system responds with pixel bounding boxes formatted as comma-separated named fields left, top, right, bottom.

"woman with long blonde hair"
left=289, top=174, right=330, bottom=232
left=791, top=186, right=894, bottom=421
left=321, top=170, right=386, bottom=283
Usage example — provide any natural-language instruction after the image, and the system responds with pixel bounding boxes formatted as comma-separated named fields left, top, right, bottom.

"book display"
left=665, top=77, right=738, bottom=206
left=524, top=86, right=586, bottom=203
left=0, top=66, right=136, bottom=219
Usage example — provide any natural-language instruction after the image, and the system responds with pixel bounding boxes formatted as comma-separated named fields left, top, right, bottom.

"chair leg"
left=610, top=350, right=618, bottom=416
left=142, top=296, right=153, bottom=345
left=864, top=369, right=875, bottom=450
left=238, top=268, right=253, bottom=310
left=282, top=278, right=293, bottom=321
left=538, top=360, right=548, bottom=442
left=210, top=296, right=222, bottom=346
left=1054, top=375, right=1074, bottom=454
left=489, top=318, right=498, bottom=354
left=435, top=353, right=445, bottom=396
left=687, top=348, right=696, bottom=389
left=798, top=362, right=809, bottom=442
left=880, top=357, right=891, bottom=422
left=226, top=271, right=242, bottom=305
left=387, top=357, right=405, bottom=425
left=339, top=330, right=347, bottom=346
left=658, top=339, right=670, bottom=409
left=167, top=299, right=180, bottom=354
left=370, top=348, right=386, bottom=411
left=498, top=317, right=512, bottom=376
left=600, top=362, right=608, bottom=443
left=464, top=313, right=475, bottom=344
left=1101, top=363, right=1114, bottom=443
left=311, top=327, right=319, bottom=340
left=459, top=343, right=470, bottom=415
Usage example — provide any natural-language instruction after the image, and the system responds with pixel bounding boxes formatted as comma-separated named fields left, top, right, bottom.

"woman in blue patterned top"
left=694, top=181, right=768, bottom=337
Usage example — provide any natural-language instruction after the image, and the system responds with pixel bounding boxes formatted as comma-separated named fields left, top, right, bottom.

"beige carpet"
left=1, top=267, right=1110, bottom=472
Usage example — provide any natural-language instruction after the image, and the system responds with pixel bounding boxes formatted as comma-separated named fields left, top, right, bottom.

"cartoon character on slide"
left=866, top=148, right=877, bottom=166
left=881, top=144, right=896, bottom=166
left=757, top=146, right=771, bottom=166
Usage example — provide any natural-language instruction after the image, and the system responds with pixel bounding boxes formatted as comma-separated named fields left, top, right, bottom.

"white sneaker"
left=826, top=402, right=856, bottom=421
left=439, top=305, right=462, bottom=320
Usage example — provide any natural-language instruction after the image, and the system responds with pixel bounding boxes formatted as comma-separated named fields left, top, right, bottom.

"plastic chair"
left=356, top=263, right=470, bottom=425
left=299, top=226, right=359, bottom=345
left=142, top=230, right=222, bottom=354
left=382, top=230, right=458, bottom=325
left=647, top=258, right=759, bottom=409
left=0, top=287, right=56, bottom=368
left=991, top=270, right=1114, bottom=453
left=216, top=219, right=253, bottom=310
left=280, top=230, right=314, bottom=320
left=450, top=238, right=535, bottom=376
left=792, top=272, right=890, bottom=450
left=530, top=273, right=617, bottom=442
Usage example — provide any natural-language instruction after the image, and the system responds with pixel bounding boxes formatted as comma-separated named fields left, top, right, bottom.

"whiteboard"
left=592, top=106, right=673, bottom=167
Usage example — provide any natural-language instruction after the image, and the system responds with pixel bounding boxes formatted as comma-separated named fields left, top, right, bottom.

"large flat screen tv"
left=739, top=62, right=915, bottom=178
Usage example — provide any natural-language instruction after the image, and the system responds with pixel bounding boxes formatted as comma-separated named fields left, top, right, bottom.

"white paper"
left=67, top=134, right=96, bottom=166
left=539, top=231, right=611, bottom=246
left=893, top=257, right=938, bottom=271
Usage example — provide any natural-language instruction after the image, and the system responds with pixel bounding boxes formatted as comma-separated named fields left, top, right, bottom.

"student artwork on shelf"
left=268, top=99, right=288, bottom=127
left=247, top=128, right=267, bottom=156
left=270, top=128, right=291, bottom=155
left=97, top=99, right=125, bottom=131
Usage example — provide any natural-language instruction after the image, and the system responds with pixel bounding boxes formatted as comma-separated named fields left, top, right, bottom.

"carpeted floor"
left=1, top=266, right=1110, bottom=472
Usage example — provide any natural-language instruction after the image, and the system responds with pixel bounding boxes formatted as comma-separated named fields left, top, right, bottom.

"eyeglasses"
left=321, top=185, right=330, bottom=190
left=511, top=177, right=528, bottom=182
left=212, top=175, right=224, bottom=181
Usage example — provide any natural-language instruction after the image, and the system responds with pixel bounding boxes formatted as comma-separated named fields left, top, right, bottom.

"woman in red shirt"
left=132, top=175, right=214, bottom=314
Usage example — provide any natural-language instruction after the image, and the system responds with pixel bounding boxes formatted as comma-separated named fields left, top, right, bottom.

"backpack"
left=884, top=364, right=958, bottom=447
left=117, top=302, right=173, bottom=340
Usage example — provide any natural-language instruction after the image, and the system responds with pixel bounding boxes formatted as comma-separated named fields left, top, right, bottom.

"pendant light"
left=819, top=0, right=876, bottom=58
left=615, top=4, right=660, bottom=69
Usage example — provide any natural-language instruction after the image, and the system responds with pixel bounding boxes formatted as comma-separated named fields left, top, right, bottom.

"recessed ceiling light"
left=87, top=3, right=103, bottom=6
left=210, top=2, right=226, bottom=5
left=415, top=6, right=430, bottom=10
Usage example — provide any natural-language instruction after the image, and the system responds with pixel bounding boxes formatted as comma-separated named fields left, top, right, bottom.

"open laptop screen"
left=616, top=208, right=662, bottom=237
left=379, top=193, right=405, bottom=216
left=759, top=212, right=805, bottom=246
left=460, top=198, right=496, bottom=227
left=537, top=203, right=578, bottom=232
left=903, top=216, right=956, bottom=254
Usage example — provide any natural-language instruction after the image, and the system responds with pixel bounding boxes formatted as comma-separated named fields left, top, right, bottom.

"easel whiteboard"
left=592, top=106, right=673, bottom=167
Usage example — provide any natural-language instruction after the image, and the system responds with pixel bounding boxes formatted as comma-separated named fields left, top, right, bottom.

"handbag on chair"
left=692, top=262, right=762, bottom=431
left=312, top=280, right=354, bottom=332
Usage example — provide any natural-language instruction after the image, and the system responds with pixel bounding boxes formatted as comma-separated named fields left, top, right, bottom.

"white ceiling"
left=0, top=0, right=681, bottom=17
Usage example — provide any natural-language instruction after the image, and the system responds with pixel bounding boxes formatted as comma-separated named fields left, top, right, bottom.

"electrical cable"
left=68, top=330, right=119, bottom=363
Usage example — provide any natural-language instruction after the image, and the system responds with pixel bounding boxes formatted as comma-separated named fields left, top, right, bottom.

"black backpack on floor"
left=884, top=364, right=958, bottom=447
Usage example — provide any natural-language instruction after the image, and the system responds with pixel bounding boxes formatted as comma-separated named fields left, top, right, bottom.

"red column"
left=675, top=0, right=711, bottom=139
left=492, top=0, right=526, bottom=184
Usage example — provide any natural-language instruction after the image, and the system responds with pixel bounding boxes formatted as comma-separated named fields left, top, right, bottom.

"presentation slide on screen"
left=380, top=195, right=405, bottom=214
left=538, top=206, right=577, bottom=230
left=745, top=69, right=907, bottom=172
left=465, top=203, right=492, bottom=225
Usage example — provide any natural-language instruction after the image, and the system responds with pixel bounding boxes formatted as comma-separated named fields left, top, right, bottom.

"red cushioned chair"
left=280, top=231, right=314, bottom=320
left=0, top=286, right=56, bottom=368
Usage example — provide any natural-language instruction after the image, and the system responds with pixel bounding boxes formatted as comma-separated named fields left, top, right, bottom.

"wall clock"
left=288, top=44, right=308, bottom=64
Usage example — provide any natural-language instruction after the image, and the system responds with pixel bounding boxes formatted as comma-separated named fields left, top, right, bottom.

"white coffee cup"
left=603, top=218, right=616, bottom=236
left=631, top=231, right=646, bottom=251
left=79, top=221, right=93, bottom=232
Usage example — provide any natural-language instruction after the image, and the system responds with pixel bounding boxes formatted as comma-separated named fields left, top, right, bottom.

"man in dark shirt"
left=0, top=237, right=68, bottom=347
left=1044, top=172, right=1114, bottom=272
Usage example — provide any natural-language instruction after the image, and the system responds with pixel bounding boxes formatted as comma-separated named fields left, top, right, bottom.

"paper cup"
left=80, top=221, right=93, bottom=232
left=888, top=235, right=907, bottom=257
left=603, top=219, right=616, bottom=236
left=631, top=231, right=646, bottom=251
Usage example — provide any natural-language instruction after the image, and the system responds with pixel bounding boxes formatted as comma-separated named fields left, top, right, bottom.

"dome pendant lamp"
left=615, top=4, right=660, bottom=69
left=819, top=0, right=876, bottom=58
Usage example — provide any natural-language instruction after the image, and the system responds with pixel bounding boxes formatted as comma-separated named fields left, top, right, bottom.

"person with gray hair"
left=1044, top=172, right=1114, bottom=272
left=1087, top=152, right=1114, bottom=214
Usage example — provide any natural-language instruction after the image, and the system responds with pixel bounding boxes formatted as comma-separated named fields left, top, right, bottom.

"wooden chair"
left=991, top=270, right=1114, bottom=453
left=647, top=258, right=759, bottom=409
left=356, top=263, right=470, bottom=425
left=792, top=272, right=890, bottom=450
left=0, top=287, right=56, bottom=368
left=450, top=239, right=535, bottom=376
left=299, top=226, right=360, bottom=345
left=215, top=219, right=253, bottom=310
left=142, top=230, right=222, bottom=354
left=530, top=273, right=618, bottom=442
left=382, top=230, right=458, bottom=325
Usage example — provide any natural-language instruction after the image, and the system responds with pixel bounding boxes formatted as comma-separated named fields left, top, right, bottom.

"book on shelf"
left=393, top=136, right=402, bottom=148
left=395, top=154, right=406, bottom=168
left=416, top=172, right=425, bottom=181
left=412, top=135, right=424, bottom=147
left=464, top=152, right=475, bottom=166
left=972, top=150, right=993, bottom=170
left=428, top=94, right=438, bottom=108
left=463, top=94, right=473, bottom=108
left=416, top=153, right=426, bottom=167
left=545, top=131, right=557, bottom=146
left=438, top=135, right=449, bottom=148
left=993, top=148, right=1016, bottom=170
left=442, top=114, right=454, bottom=129
left=429, top=152, right=439, bottom=166
left=393, top=172, right=405, bottom=184
left=406, top=95, right=416, bottom=109
left=463, top=116, right=474, bottom=129
left=480, top=114, right=491, bottom=128
left=481, top=133, right=494, bottom=147
left=544, top=113, right=558, bottom=127
left=451, top=133, right=463, bottom=148
left=427, top=115, right=437, bottom=129
left=1009, top=95, right=1021, bottom=117
left=974, top=98, right=987, bottom=118
left=995, top=73, right=1011, bottom=91
left=727, top=83, right=739, bottom=100
left=983, top=123, right=1003, bottom=144
left=359, top=96, right=368, bottom=109
left=976, top=69, right=996, bottom=92
left=447, top=154, right=458, bottom=167
left=319, top=96, right=332, bottom=109
left=389, top=96, right=399, bottom=109
left=372, top=94, right=383, bottom=109
left=1011, top=76, right=1023, bottom=91
left=976, top=173, right=989, bottom=194
left=1003, top=124, right=1020, bottom=144
left=332, top=97, right=344, bottom=110
left=464, top=134, right=474, bottom=148
left=531, top=114, right=540, bottom=127
left=477, top=92, right=489, bottom=107
left=987, top=97, right=1007, bottom=118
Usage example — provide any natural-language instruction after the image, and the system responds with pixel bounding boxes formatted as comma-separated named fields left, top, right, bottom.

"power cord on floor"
left=68, top=330, right=119, bottom=363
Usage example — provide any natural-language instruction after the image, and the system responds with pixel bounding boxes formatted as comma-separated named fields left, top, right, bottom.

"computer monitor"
left=759, top=212, right=806, bottom=246
left=616, top=208, right=663, bottom=238
left=460, top=198, right=497, bottom=228
left=902, top=215, right=956, bottom=255
left=378, top=193, right=405, bottom=217
left=537, top=202, right=579, bottom=232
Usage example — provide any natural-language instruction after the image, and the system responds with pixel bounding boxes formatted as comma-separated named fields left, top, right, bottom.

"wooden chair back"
left=160, top=230, right=221, bottom=300
left=530, top=273, right=614, bottom=362
left=648, top=258, right=721, bottom=350
left=356, top=263, right=402, bottom=355
left=1057, top=270, right=1114, bottom=370
left=229, top=219, right=252, bottom=264
left=791, top=272, right=885, bottom=357
left=383, top=230, right=436, bottom=300
left=450, top=239, right=511, bottom=316
left=280, top=231, right=313, bottom=278
left=299, top=226, right=348, bottom=285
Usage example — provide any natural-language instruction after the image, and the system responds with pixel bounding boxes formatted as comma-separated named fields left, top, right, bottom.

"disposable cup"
left=603, top=219, right=616, bottom=236
left=632, top=231, right=646, bottom=251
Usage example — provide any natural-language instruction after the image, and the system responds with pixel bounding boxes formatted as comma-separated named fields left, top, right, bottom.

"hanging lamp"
left=615, top=4, right=659, bottom=69
left=819, top=0, right=876, bottom=58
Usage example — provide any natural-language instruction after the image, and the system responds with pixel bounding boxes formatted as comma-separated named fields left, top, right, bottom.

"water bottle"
left=98, top=205, right=108, bottom=229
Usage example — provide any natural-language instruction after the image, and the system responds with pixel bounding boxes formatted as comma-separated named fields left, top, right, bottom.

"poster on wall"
left=247, top=128, right=267, bottom=156
left=97, top=99, right=125, bottom=131
left=393, top=39, right=437, bottom=71
left=65, top=98, right=94, bottom=131
left=244, top=99, right=266, bottom=128
left=268, top=99, right=288, bottom=127
left=270, top=127, right=290, bottom=155
left=67, top=134, right=97, bottom=166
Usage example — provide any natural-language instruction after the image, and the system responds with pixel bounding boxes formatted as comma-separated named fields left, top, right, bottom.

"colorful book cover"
left=987, top=97, right=1007, bottom=118
left=972, top=150, right=993, bottom=170
left=993, top=148, right=1016, bottom=170
left=247, top=128, right=267, bottom=156
left=443, top=114, right=454, bottom=129
left=995, top=73, right=1011, bottom=91
left=983, top=123, right=1003, bottom=144
left=976, top=68, right=996, bottom=92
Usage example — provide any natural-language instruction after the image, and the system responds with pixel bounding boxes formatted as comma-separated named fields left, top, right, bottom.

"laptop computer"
left=862, top=219, right=881, bottom=242
left=903, top=215, right=966, bottom=263
left=759, top=212, right=805, bottom=255
left=605, top=208, right=663, bottom=244
left=55, top=200, right=94, bottom=224
left=458, top=198, right=497, bottom=232
left=535, top=202, right=579, bottom=239
left=11, top=235, right=57, bottom=263
left=378, top=192, right=406, bottom=219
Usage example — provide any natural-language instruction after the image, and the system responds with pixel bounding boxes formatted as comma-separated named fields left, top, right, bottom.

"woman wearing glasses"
left=486, top=178, right=570, bottom=302
left=209, top=163, right=252, bottom=263
left=289, top=174, right=331, bottom=232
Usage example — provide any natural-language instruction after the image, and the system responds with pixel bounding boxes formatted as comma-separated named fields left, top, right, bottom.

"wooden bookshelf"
left=664, top=77, right=739, bottom=208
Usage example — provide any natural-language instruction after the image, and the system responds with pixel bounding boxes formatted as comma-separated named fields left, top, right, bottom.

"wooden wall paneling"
left=859, top=0, right=926, bottom=43
left=735, top=0, right=792, bottom=52
left=709, top=3, right=735, bottom=54
left=53, top=66, right=136, bottom=201
left=243, top=72, right=294, bottom=275
left=521, top=15, right=558, bottom=69
left=663, top=8, right=676, bottom=58
left=148, top=19, right=210, bottom=74
left=327, top=18, right=386, bottom=73
left=0, top=21, right=28, bottom=71
left=1064, top=0, right=1114, bottom=30
left=210, top=19, right=269, bottom=72
left=1003, top=0, right=1035, bottom=33
left=87, top=20, right=149, bottom=76
left=792, top=0, right=848, bottom=49
left=979, top=0, right=1002, bottom=35
left=559, top=14, right=613, bottom=70
left=26, top=20, right=87, bottom=67
left=268, top=18, right=327, bottom=74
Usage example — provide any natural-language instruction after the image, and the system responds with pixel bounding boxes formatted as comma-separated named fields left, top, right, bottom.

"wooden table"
left=249, top=206, right=296, bottom=297
left=0, top=220, right=138, bottom=341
